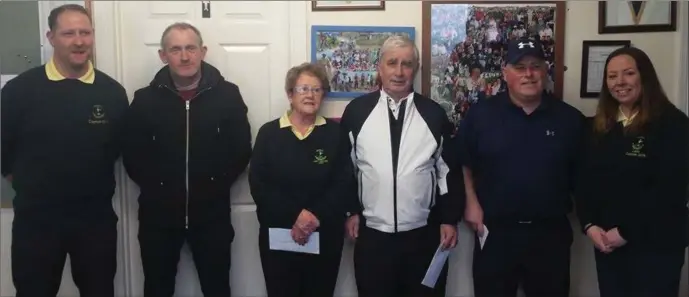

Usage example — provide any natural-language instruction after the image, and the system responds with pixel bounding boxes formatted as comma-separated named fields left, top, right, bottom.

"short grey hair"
left=160, top=22, right=204, bottom=49
left=379, top=35, right=420, bottom=68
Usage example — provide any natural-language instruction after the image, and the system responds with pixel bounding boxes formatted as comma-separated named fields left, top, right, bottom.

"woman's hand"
left=603, top=228, right=627, bottom=249
left=586, top=225, right=612, bottom=253
left=291, top=209, right=320, bottom=245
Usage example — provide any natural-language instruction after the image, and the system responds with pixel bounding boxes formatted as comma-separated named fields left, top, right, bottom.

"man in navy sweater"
left=1, top=4, right=129, bottom=297
left=457, top=38, right=586, bottom=297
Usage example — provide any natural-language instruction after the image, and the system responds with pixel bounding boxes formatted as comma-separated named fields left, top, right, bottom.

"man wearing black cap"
left=456, top=37, right=586, bottom=297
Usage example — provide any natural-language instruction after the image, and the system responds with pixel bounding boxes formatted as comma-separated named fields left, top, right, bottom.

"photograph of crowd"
left=312, top=25, right=415, bottom=98
left=427, top=4, right=558, bottom=130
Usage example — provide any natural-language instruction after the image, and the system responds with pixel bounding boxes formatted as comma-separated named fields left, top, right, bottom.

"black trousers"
left=138, top=220, right=233, bottom=297
left=595, top=244, right=686, bottom=297
left=258, top=226, right=344, bottom=297
left=11, top=209, right=118, bottom=297
left=353, top=224, right=448, bottom=297
left=472, top=218, right=572, bottom=297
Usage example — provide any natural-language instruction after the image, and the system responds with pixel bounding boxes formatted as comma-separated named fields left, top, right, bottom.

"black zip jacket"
left=121, top=62, right=252, bottom=228
left=575, top=105, right=689, bottom=249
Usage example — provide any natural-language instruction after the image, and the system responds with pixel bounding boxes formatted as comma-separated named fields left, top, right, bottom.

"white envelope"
left=268, top=228, right=320, bottom=254
left=421, top=244, right=451, bottom=288
left=478, top=224, right=489, bottom=250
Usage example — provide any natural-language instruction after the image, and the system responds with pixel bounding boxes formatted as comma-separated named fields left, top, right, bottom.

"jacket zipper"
left=185, top=100, right=190, bottom=229
left=161, top=84, right=211, bottom=229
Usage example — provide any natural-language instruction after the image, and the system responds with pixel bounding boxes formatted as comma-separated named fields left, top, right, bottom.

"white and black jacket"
left=340, top=90, right=464, bottom=233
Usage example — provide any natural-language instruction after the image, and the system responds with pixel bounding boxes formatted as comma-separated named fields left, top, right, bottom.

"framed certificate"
left=579, top=40, right=631, bottom=98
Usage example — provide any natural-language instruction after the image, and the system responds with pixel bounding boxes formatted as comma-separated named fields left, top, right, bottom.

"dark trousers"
left=595, top=244, right=686, bottom=297
left=11, top=210, right=118, bottom=297
left=354, top=224, right=448, bottom=297
left=138, top=220, right=233, bottom=297
left=472, top=218, right=572, bottom=297
left=258, top=226, right=344, bottom=297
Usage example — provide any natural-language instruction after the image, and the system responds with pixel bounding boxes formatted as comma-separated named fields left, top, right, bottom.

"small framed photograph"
left=312, top=1, right=385, bottom=12
left=580, top=40, right=631, bottom=98
left=312, top=25, right=415, bottom=99
left=598, top=1, right=677, bottom=34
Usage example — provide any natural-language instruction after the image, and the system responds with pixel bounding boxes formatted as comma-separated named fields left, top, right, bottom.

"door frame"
left=680, top=2, right=689, bottom=292
left=92, top=2, right=308, bottom=296
left=679, top=2, right=688, bottom=115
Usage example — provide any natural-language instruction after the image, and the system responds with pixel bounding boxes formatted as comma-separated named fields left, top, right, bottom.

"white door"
left=109, top=1, right=306, bottom=296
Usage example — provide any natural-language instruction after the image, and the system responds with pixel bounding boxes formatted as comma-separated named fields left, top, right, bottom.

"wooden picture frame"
left=579, top=40, right=631, bottom=98
left=598, top=1, right=677, bottom=34
left=312, top=1, right=385, bottom=12
left=421, top=1, right=566, bottom=129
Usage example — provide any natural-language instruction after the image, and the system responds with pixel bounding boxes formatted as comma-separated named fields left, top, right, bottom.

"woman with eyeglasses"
left=249, top=62, right=356, bottom=297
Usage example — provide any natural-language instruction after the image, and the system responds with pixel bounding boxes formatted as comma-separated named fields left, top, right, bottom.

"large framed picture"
left=421, top=1, right=566, bottom=130
left=598, top=1, right=677, bottom=34
left=311, top=25, right=415, bottom=99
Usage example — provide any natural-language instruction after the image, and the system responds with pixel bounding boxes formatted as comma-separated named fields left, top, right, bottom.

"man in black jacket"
left=121, top=22, right=252, bottom=297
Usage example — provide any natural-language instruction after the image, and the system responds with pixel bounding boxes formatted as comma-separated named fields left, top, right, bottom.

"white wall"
left=1, top=1, right=688, bottom=297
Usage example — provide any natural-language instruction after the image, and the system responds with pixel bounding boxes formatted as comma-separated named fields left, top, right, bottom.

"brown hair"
left=284, top=62, right=330, bottom=94
left=593, top=46, right=673, bottom=135
left=48, top=4, right=91, bottom=30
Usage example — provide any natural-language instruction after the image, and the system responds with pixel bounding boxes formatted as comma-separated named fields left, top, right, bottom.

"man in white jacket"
left=340, top=35, right=464, bottom=297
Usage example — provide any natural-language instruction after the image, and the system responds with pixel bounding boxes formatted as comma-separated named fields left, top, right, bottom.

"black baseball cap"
left=506, top=38, right=545, bottom=65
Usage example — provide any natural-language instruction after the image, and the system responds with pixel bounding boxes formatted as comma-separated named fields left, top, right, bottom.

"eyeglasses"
left=294, top=85, right=324, bottom=94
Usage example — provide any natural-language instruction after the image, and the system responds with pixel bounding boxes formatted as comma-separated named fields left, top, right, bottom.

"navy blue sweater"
left=575, top=105, right=689, bottom=248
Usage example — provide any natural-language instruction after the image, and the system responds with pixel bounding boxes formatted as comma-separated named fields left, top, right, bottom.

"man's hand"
left=586, top=225, right=612, bottom=253
left=345, top=214, right=359, bottom=240
left=440, top=224, right=457, bottom=250
left=464, top=200, right=484, bottom=235
left=603, top=228, right=627, bottom=249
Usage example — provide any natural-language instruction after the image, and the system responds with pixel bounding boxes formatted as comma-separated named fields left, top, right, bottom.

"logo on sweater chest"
left=89, top=104, right=108, bottom=125
left=313, top=149, right=328, bottom=165
left=625, top=136, right=646, bottom=158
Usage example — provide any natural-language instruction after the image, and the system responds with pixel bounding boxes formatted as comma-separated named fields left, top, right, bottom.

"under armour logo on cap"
left=506, top=38, right=545, bottom=65
left=518, top=42, right=535, bottom=49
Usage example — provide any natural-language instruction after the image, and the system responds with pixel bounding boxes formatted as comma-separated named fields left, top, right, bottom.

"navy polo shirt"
left=456, top=92, right=585, bottom=221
